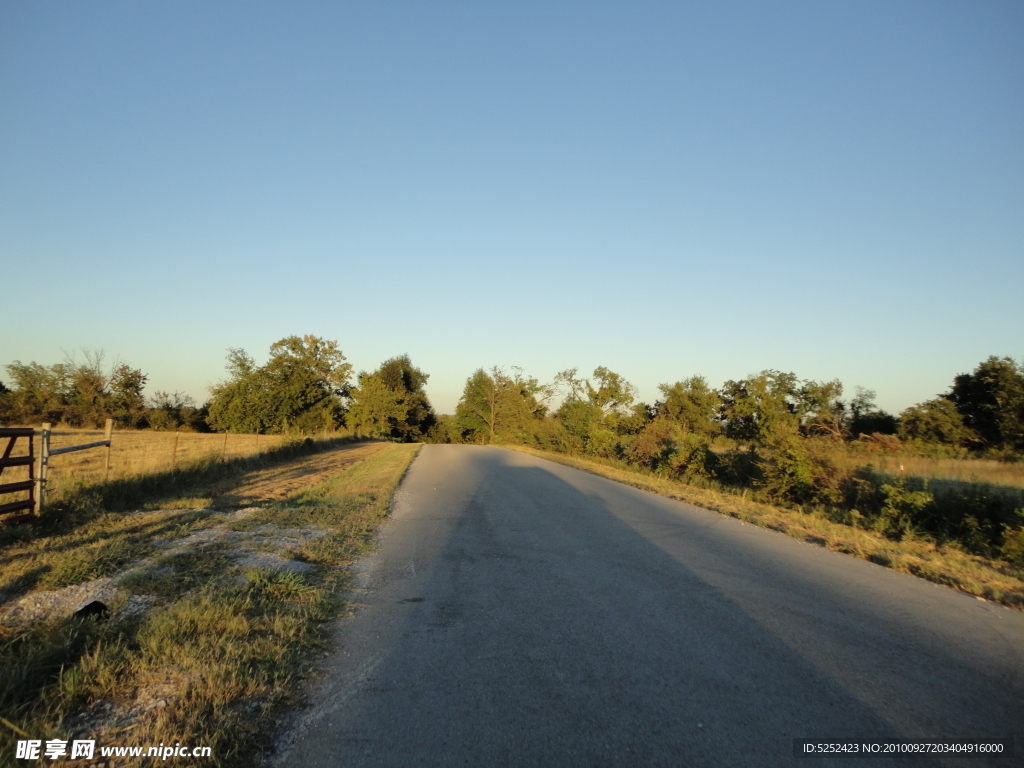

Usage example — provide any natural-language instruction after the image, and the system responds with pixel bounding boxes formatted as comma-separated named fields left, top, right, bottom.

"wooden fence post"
left=28, top=430, right=36, bottom=515
left=172, top=431, right=180, bottom=470
left=103, top=419, right=113, bottom=483
left=222, top=431, right=228, bottom=459
left=36, top=423, right=51, bottom=514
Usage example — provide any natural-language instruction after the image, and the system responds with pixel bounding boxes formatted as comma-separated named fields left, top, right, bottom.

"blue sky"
left=2, top=1, right=1022, bottom=415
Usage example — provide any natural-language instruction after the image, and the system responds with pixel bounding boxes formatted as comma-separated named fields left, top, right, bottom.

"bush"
left=757, top=433, right=850, bottom=506
left=666, top=433, right=719, bottom=481
left=715, top=447, right=761, bottom=488
left=875, top=483, right=934, bottom=540
left=626, top=419, right=683, bottom=471
left=1001, top=527, right=1024, bottom=565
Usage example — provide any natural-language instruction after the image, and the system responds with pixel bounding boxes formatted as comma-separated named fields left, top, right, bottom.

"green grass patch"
left=121, top=544, right=237, bottom=598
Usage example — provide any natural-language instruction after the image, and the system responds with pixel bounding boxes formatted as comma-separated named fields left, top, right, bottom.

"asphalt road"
left=276, top=445, right=1024, bottom=767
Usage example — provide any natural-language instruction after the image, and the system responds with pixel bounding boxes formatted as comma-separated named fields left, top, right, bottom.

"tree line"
left=0, top=336, right=437, bottom=441
left=440, top=356, right=1024, bottom=563
left=2, top=339, right=1021, bottom=561
left=3, top=341, right=1020, bottom=456
left=445, top=356, right=1024, bottom=453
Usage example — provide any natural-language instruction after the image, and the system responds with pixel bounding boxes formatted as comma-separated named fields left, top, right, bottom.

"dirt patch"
left=0, top=576, right=120, bottom=627
left=0, top=508, right=330, bottom=630
left=210, top=442, right=390, bottom=507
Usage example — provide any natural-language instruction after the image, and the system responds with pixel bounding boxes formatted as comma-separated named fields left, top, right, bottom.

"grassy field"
left=846, top=452, right=1024, bottom=489
left=0, top=429, right=295, bottom=514
left=0, top=437, right=420, bottom=767
left=707, top=437, right=1024, bottom=489
left=510, top=446, right=1024, bottom=611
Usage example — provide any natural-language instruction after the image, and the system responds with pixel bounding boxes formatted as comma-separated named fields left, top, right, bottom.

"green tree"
left=557, top=366, right=637, bottom=415
left=2, top=352, right=148, bottom=427
left=109, top=363, right=148, bottom=427
left=455, top=367, right=551, bottom=445
left=425, top=414, right=462, bottom=444
left=0, top=379, right=8, bottom=423
left=207, top=335, right=352, bottom=434
left=626, top=418, right=684, bottom=470
left=719, top=371, right=800, bottom=443
left=206, top=349, right=272, bottom=433
left=849, top=387, right=898, bottom=436
left=897, top=398, right=975, bottom=446
left=948, top=356, right=1024, bottom=451
left=63, top=351, right=109, bottom=427
left=796, top=379, right=845, bottom=439
left=656, top=376, right=720, bottom=437
left=348, top=374, right=409, bottom=438
left=2, top=361, right=73, bottom=423
left=554, top=398, right=607, bottom=455
left=348, top=355, right=436, bottom=441
left=147, top=391, right=206, bottom=431
left=614, top=402, right=655, bottom=436
left=553, top=366, right=636, bottom=456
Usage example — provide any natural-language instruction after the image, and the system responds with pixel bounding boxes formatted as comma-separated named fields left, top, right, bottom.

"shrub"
left=626, top=419, right=683, bottom=471
left=1001, top=526, right=1024, bottom=565
left=756, top=432, right=851, bottom=506
left=666, top=433, right=719, bottom=481
left=876, top=483, right=934, bottom=540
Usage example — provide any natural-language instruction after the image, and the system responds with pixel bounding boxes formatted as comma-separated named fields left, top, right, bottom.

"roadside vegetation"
left=0, top=437, right=419, bottom=767
left=3, top=337, right=1022, bottom=608
left=435, top=357, right=1024, bottom=606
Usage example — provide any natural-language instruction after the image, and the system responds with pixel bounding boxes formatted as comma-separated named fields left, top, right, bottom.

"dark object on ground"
left=74, top=601, right=108, bottom=620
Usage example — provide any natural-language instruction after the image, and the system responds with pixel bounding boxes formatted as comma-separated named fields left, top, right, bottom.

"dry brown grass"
left=0, top=429, right=295, bottom=513
left=46, top=429, right=290, bottom=488
left=510, top=446, right=1024, bottom=611
left=846, top=452, right=1024, bottom=489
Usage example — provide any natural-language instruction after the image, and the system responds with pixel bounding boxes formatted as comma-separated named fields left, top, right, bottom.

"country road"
left=276, top=445, right=1024, bottom=767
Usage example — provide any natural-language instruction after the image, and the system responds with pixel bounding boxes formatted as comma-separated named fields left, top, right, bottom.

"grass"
left=509, top=445, right=1024, bottom=611
left=0, top=428, right=293, bottom=514
left=847, top=453, right=1024, bottom=489
left=706, top=436, right=1024, bottom=489
left=0, top=438, right=420, bottom=767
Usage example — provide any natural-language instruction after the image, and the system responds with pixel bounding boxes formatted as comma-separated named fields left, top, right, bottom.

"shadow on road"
left=286, top=446, right=1020, bottom=768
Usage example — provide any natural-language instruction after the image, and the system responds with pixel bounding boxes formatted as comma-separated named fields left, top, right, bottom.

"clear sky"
left=2, top=1, right=1022, bottom=415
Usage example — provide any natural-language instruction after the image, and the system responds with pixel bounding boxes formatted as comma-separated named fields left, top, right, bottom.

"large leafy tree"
left=108, top=363, right=149, bottom=427
left=553, top=366, right=635, bottom=456
left=148, top=391, right=205, bottom=431
left=348, top=355, right=436, bottom=441
left=207, top=335, right=352, bottom=433
left=556, top=367, right=637, bottom=416
left=655, top=376, right=720, bottom=437
left=795, top=379, right=846, bottom=439
left=719, top=371, right=801, bottom=443
left=947, top=356, right=1024, bottom=451
left=455, top=367, right=550, bottom=445
left=897, top=398, right=975, bottom=446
